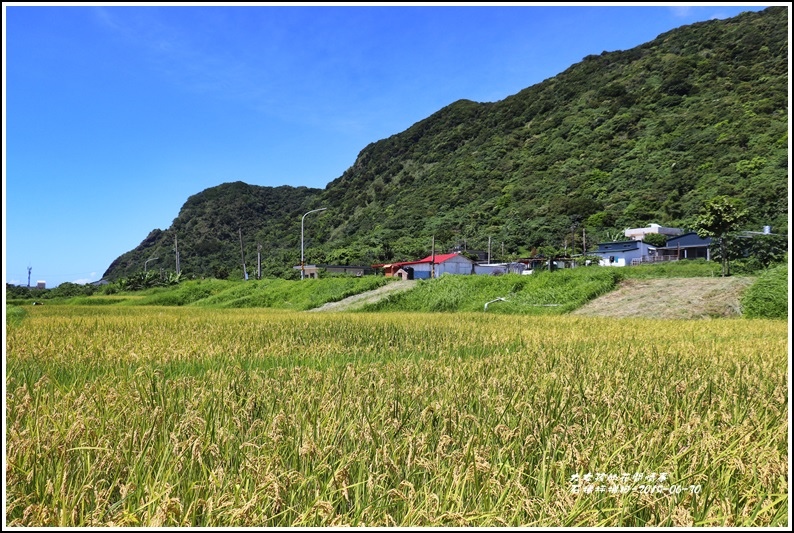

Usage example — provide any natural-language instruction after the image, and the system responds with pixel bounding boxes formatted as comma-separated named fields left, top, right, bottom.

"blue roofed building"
left=655, top=232, right=712, bottom=261
left=591, top=240, right=657, bottom=267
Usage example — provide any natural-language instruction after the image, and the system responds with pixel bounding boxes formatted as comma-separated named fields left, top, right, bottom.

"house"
left=378, top=252, right=476, bottom=279
left=394, top=267, right=413, bottom=280
left=377, top=262, right=409, bottom=277
left=320, top=265, right=374, bottom=276
left=406, top=252, right=476, bottom=279
left=655, top=233, right=712, bottom=261
left=591, top=241, right=657, bottom=267
left=624, top=223, right=683, bottom=241
left=293, top=264, right=375, bottom=278
left=474, top=262, right=527, bottom=275
left=294, top=264, right=320, bottom=278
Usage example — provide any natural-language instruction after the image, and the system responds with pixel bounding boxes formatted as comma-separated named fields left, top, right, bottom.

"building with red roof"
left=376, top=252, right=476, bottom=279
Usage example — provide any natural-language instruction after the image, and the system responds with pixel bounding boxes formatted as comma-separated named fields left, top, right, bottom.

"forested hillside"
left=104, top=7, right=788, bottom=281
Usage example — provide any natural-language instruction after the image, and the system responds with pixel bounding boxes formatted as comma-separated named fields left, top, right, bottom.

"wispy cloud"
left=93, top=6, right=124, bottom=33
left=91, top=7, right=273, bottom=106
left=88, top=7, right=380, bottom=135
left=668, top=5, right=748, bottom=22
left=706, top=10, right=743, bottom=21
left=669, top=6, right=694, bottom=18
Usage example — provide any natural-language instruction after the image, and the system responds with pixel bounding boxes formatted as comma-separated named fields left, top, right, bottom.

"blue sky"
left=3, top=3, right=779, bottom=288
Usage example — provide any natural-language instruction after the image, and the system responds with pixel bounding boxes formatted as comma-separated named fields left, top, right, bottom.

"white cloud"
left=71, top=273, right=98, bottom=285
left=707, top=10, right=737, bottom=21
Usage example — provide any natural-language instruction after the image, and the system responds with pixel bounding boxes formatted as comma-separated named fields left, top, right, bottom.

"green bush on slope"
left=741, top=262, right=788, bottom=319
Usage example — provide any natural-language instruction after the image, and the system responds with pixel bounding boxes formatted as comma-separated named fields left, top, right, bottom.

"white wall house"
left=591, top=241, right=656, bottom=267
left=624, top=223, right=683, bottom=241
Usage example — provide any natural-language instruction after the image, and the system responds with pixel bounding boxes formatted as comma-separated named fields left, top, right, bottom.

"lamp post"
left=301, top=208, right=327, bottom=280
left=144, top=257, right=159, bottom=272
left=484, top=297, right=507, bottom=312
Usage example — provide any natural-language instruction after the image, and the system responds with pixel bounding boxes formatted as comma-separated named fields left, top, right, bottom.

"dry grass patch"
left=571, top=277, right=754, bottom=319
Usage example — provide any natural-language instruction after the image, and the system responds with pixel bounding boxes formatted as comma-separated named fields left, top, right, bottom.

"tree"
left=745, top=233, right=788, bottom=269
left=694, top=195, right=748, bottom=277
left=642, top=233, right=668, bottom=247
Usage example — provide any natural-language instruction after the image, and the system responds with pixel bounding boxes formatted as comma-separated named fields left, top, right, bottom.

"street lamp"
left=144, top=256, right=159, bottom=272
left=484, top=297, right=507, bottom=312
left=301, top=208, right=327, bottom=280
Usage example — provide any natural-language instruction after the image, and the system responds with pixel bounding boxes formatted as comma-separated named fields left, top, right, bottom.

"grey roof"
left=594, top=241, right=640, bottom=253
left=662, top=232, right=712, bottom=248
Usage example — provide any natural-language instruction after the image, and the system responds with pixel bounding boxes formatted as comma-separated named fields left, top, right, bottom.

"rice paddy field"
left=4, top=304, right=789, bottom=527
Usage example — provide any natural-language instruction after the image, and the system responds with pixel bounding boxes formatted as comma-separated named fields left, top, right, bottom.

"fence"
left=630, top=255, right=681, bottom=266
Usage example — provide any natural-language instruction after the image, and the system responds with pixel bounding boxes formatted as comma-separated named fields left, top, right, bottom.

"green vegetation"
left=618, top=259, right=723, bottom=279
left=694, top=195, right=749, bottom=277
left=363, top=269, right=621, bottom=314
left=121, top=278, right=240, bottom=307
left=6, top=307, right=788, bottom=526
left=5, top=281, right=99, bottom=302
left=8, top=257, right=778, bottom=318
left=186, top=276, right=391, bottom=310
left=60, top=277, right=393, bottom=311
left=731, top=233, right=788, bottom=273
left=6, top=304, right=28, bottom=326
left=102, top=7, right=788, bottom=282
left=740, top=262, right=788, bottom=319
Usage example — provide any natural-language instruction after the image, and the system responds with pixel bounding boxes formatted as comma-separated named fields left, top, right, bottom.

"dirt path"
left=308, top=280, right=417, bottom=312
left=570, top=276, right=754, bottom=319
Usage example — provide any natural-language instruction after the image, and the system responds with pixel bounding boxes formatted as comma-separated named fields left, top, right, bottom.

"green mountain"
left=104, top=6, right=788, bottom=281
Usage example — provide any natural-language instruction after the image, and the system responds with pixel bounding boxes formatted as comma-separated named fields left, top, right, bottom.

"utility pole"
left=431, top=236, right=436, bottom=279
left=572, top=225, right=576, bottom=259
left=488, top=236, right=492, bottom=264
left=239, top=228, right=248, bottom=280
left=174, top=233, right=180, bottom=275
left=301, top=208, right=327, bottom=279
left=27, top=266, right=32, bottom=288
left=583, top=228, right=586, bottom=261
left=257, top=243, right=262, bottom=280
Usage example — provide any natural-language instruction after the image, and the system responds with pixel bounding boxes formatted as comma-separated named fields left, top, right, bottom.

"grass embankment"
left=6, top=307, right=788, bottom=527
left=5, top=259, right=784, bottom=319
left=363, top=268, right=622, bottom=314
left=56, top=277, right=392, bottom=310
left=740, top=262, right=788, bottom=319
left=617, top=259, right=723, bottom=279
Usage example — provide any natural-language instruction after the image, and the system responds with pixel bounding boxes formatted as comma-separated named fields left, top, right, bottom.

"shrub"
left=6, top=305, right=27, bottom=326
left=741, top=262, right=788, bottom=319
